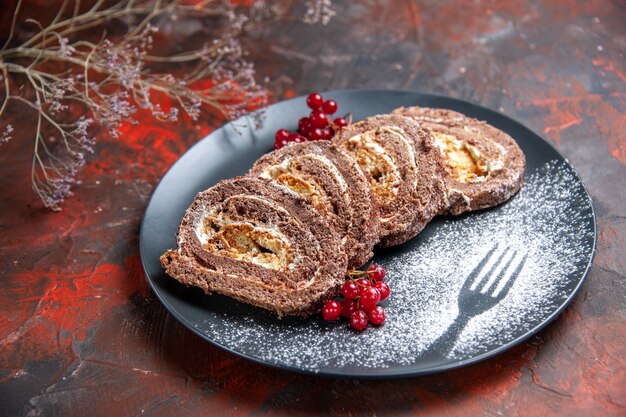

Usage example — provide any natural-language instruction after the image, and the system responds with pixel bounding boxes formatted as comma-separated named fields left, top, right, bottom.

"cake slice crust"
left=250, top=141, right=379, bottom=267
left=160, top=177, right=348, bottom=317
left=392, top=106, right=526, bottom=215
left=333, top=114, right=445, bottom=247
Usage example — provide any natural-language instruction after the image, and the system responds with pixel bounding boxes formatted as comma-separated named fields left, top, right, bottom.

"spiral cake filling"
left=260, top=157, right=340, bottom=217
left=345, top=128, right=402, bottom=205
left=196, top=210, right=293, bottom=270
left=431, top=131, right=502, bottom=183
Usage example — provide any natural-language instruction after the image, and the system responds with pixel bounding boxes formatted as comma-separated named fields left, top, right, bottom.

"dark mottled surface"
left=1, top=1, right=625, bottom=416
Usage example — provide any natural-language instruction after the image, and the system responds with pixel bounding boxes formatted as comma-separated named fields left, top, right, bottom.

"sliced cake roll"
left=249, top=141, right=379, bottom=268
left=333, top=115, right=446, bottom=247
left=160, top=177, right=348, bottom=317
left=392, top=106, right=526, bottom=215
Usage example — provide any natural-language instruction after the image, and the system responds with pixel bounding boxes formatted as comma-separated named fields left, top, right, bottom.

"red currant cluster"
left=274, top=92, right=349, bottom=150
left=321, top=263, right=390, bottom=331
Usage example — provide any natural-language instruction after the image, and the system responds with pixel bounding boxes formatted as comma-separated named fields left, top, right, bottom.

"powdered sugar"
left=197, top=159, right=595, bottom=373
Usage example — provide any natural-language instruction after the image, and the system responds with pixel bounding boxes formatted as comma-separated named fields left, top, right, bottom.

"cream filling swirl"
left=260, top=154, right=352, bottom=227
left=346, top=125, right=417, bottom=214
left=193, top=194, right=322, bottom=289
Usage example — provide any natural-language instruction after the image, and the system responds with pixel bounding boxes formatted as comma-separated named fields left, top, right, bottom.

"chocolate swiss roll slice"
left=160, top=177, right=348, bottom=317
left=333, top=115, right=446, bottom=247
left=249, top=141, right=379, bottom=268
left=392, top=106, right=525, bottom=215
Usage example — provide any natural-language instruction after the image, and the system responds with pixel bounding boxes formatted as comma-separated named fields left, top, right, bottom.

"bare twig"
left=0, top=0, right=335, bottom=210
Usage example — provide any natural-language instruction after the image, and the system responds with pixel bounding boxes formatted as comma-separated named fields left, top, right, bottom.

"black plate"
left=139, top=90, right=596, bottom=378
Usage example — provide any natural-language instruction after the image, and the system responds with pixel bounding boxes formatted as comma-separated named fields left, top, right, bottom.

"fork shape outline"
left=427, top=244, right=528, bottom=358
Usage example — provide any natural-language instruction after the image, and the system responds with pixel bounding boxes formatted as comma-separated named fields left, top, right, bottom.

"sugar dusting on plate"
left=199, top=160, right=595, bottom=372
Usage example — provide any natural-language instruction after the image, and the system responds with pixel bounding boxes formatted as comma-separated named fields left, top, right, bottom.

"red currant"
left=367, top=263, right=386, bottom=282
left=356, top=278, right=371, bottom=288
left=289, top=133, right=306, bottom=143
left=342, top=281, right=360, bottom=299
left=274, top=94, right=346, bottom=151
left=350, top=310, right=369, bottom=331
left=341, top=298, right=358, bottom=318
left=298, top=117, right=311, bottom=132
left=308, top=128, right=325, bottom=141
left=306, top=92, right=324, bottom=110
left=333, top=117, right=348, bottom=129
left=275, top=128, right=291, bottom=141
left=322, top=300, right=341, bottom=321
left=374, top=281, right=390, bottom=301
left=360, top=287, right=381, bottom=310
left=320, top=127, right=333, bottom=140
left=310, top=110, right=328, bottom=129
left=274, top=138, right=288, bottom=150
left=368, top=306, right=386, bottom=325
left=302, top=128, right=315, bottom=140
left=322, top=99, right=338, bottom=115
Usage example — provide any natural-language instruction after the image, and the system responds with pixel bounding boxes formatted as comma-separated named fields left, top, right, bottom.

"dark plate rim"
left=139, top=89, right=597, bottom=379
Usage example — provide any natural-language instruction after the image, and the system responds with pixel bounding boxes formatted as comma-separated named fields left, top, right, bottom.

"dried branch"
left=0, top=0, right=335, bottom=210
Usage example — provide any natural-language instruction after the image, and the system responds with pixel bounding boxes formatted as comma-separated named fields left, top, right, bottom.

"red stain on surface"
left=589, top=101, right=626, bottom=165
left=592, top=58, right=626, bottom=84
left=522, top=82, right=625, bottom=163
left=87, top=122, right=190, bottom=182
left=543, top=116, right=582, bottom=141
left=527, top=310, right=626, bottom=416
left=0, top=256, right=149, bottom=370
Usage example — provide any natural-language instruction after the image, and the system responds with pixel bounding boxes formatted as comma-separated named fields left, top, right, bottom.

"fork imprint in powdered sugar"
left=428, top=244, right=528, bottom=357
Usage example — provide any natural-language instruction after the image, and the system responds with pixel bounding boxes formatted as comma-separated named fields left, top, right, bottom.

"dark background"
left=1, top=1, right=625, bottom=416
